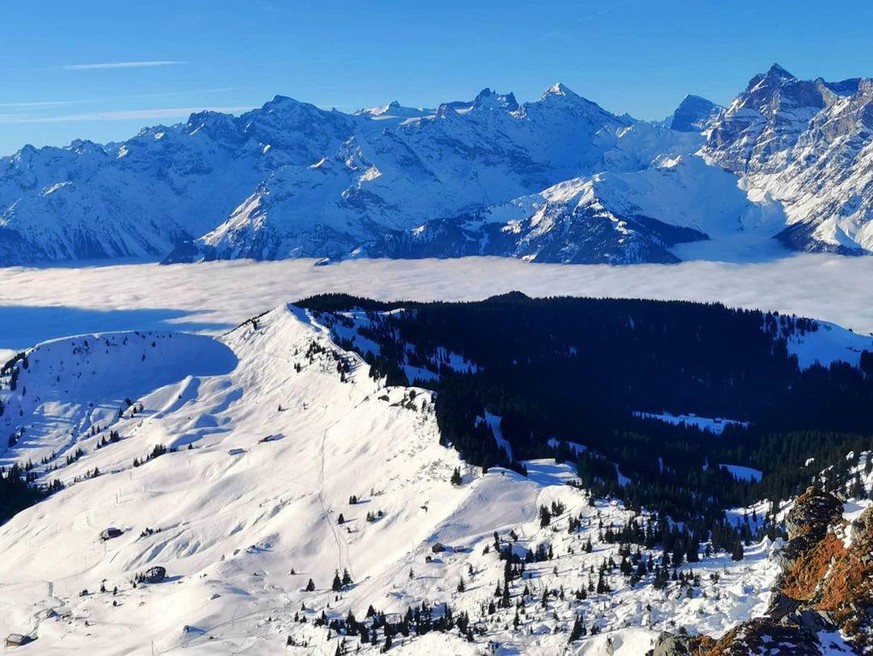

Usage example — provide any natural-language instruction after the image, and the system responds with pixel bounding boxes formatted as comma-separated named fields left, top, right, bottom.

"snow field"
left=0, top=305, right=786, bottom=654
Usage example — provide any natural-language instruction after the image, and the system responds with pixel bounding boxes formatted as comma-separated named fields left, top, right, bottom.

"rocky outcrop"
left=705, top=617, right=821, bottom=655
left=660, top=487, right=872, bottom=655
left=784, top=486, right=844, bottom=542
left=811, top=505, right=873, bottom=649
left=647, top=632, right=715, bottom=656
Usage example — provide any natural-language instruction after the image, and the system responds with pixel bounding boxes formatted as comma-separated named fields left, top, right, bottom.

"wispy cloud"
left=0, top=106, right=254, bottom=124
left=0, top=99, right=91, bottom=109
left=61, top=60, right=185, bottom=71
left=0, top=88, right=240, bottom=111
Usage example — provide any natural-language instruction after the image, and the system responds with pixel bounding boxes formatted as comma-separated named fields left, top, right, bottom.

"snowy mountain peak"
left=356, top=100, right=434, bottom=120
left=531, top=82, right=618, bottom=122
left=258, top=94, right=322, bottom=116
left=760, top=62, right=797, bottom=83
left=669, top=95, right=723, bottom=132
left=543, top=82, right=575, bottom=98
left=705, top=65, right=873, bottom=254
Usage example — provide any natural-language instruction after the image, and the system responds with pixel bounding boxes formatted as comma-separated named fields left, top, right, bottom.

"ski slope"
left=0, top=304, right=785, bottom=654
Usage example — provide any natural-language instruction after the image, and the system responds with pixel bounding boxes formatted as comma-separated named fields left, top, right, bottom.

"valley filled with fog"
left=1, top=253, right=871, bottom=362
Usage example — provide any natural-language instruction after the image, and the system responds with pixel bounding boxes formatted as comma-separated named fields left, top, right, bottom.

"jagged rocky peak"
left=740, top=64, right=825, bottom=113
left=185, top=109, right=243, bottom=141
left=669, top=95, right=723, bottom=132
left=471, top=87, right=519, bottom=111
left=750, top=62, right=798, bottom=86
left=66, top=138, right=106, bottom=155
left=742, top=63, right=867, bottom=108
left=434, top=87, right=519, bottom=117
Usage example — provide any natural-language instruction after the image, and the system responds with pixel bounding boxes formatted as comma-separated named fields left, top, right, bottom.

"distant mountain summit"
left=2, top=65, right=873, bottom=265
left=668, top=95, right=723, bottom=132
left=703, top=64, right=873, bottom=254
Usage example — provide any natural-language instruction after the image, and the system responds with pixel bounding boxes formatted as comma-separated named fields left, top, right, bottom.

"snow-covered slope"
left=364, top=120, right=790, bottom=263
left=0, top=305, right=792, bottom=655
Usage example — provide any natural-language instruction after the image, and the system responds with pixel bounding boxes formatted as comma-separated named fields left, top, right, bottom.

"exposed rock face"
left=662, top=488, right=872, bottom=654
left=777, top=485, right=846, bottom=581
left=784, top=486, right=844, bottom=542
left=812, top=505, right=873, bottom=649
left=669, top=95, right=723, bottom=133
left=764, top=487, right=873, bottom=651
left=647, top=632, right=716, bottom=656
left=705, top=617, right=821, bottom=655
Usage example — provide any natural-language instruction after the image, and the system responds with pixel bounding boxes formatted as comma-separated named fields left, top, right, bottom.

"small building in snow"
left=100, top=527, right=123, bottom=541
left=5, top=633, right=32, bottom=647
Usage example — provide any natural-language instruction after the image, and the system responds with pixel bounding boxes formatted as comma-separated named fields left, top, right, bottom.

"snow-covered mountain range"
left=1, top=64, right=872, bottom=265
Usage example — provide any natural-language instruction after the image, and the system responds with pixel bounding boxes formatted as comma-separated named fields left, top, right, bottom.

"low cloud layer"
left=0, top=255, right=870, bottom=359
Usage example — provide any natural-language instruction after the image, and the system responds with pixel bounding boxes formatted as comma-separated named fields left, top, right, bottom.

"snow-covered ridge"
left=0, top=305, right=790, bottom=654
left=782, top=319, right=873, bottom=369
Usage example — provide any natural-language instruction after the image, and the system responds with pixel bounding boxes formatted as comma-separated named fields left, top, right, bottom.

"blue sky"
left=2, top=0, right=871, bottom=154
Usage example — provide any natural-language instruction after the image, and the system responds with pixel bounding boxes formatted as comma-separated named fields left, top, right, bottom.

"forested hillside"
left=300, top=293, right=873, bottom=525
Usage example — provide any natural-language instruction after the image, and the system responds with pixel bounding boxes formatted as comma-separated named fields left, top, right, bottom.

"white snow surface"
left=634, top=411, right=749, bottom=434
left=0, top=304, right=785, bottom=654
left=481, top=411, right=512, bottom=461
left=783, top=319, right=873, bottom=369
left=720, top=464, right=764, bottom=482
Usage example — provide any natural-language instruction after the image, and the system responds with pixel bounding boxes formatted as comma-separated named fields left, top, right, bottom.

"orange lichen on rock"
left=813, top=507, right=873, bottom=646
left=659, top=492, right=873, bottom=655
left=700, top=618, right=820, bottom=656
left=779, top=531, right=845, bottom=601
